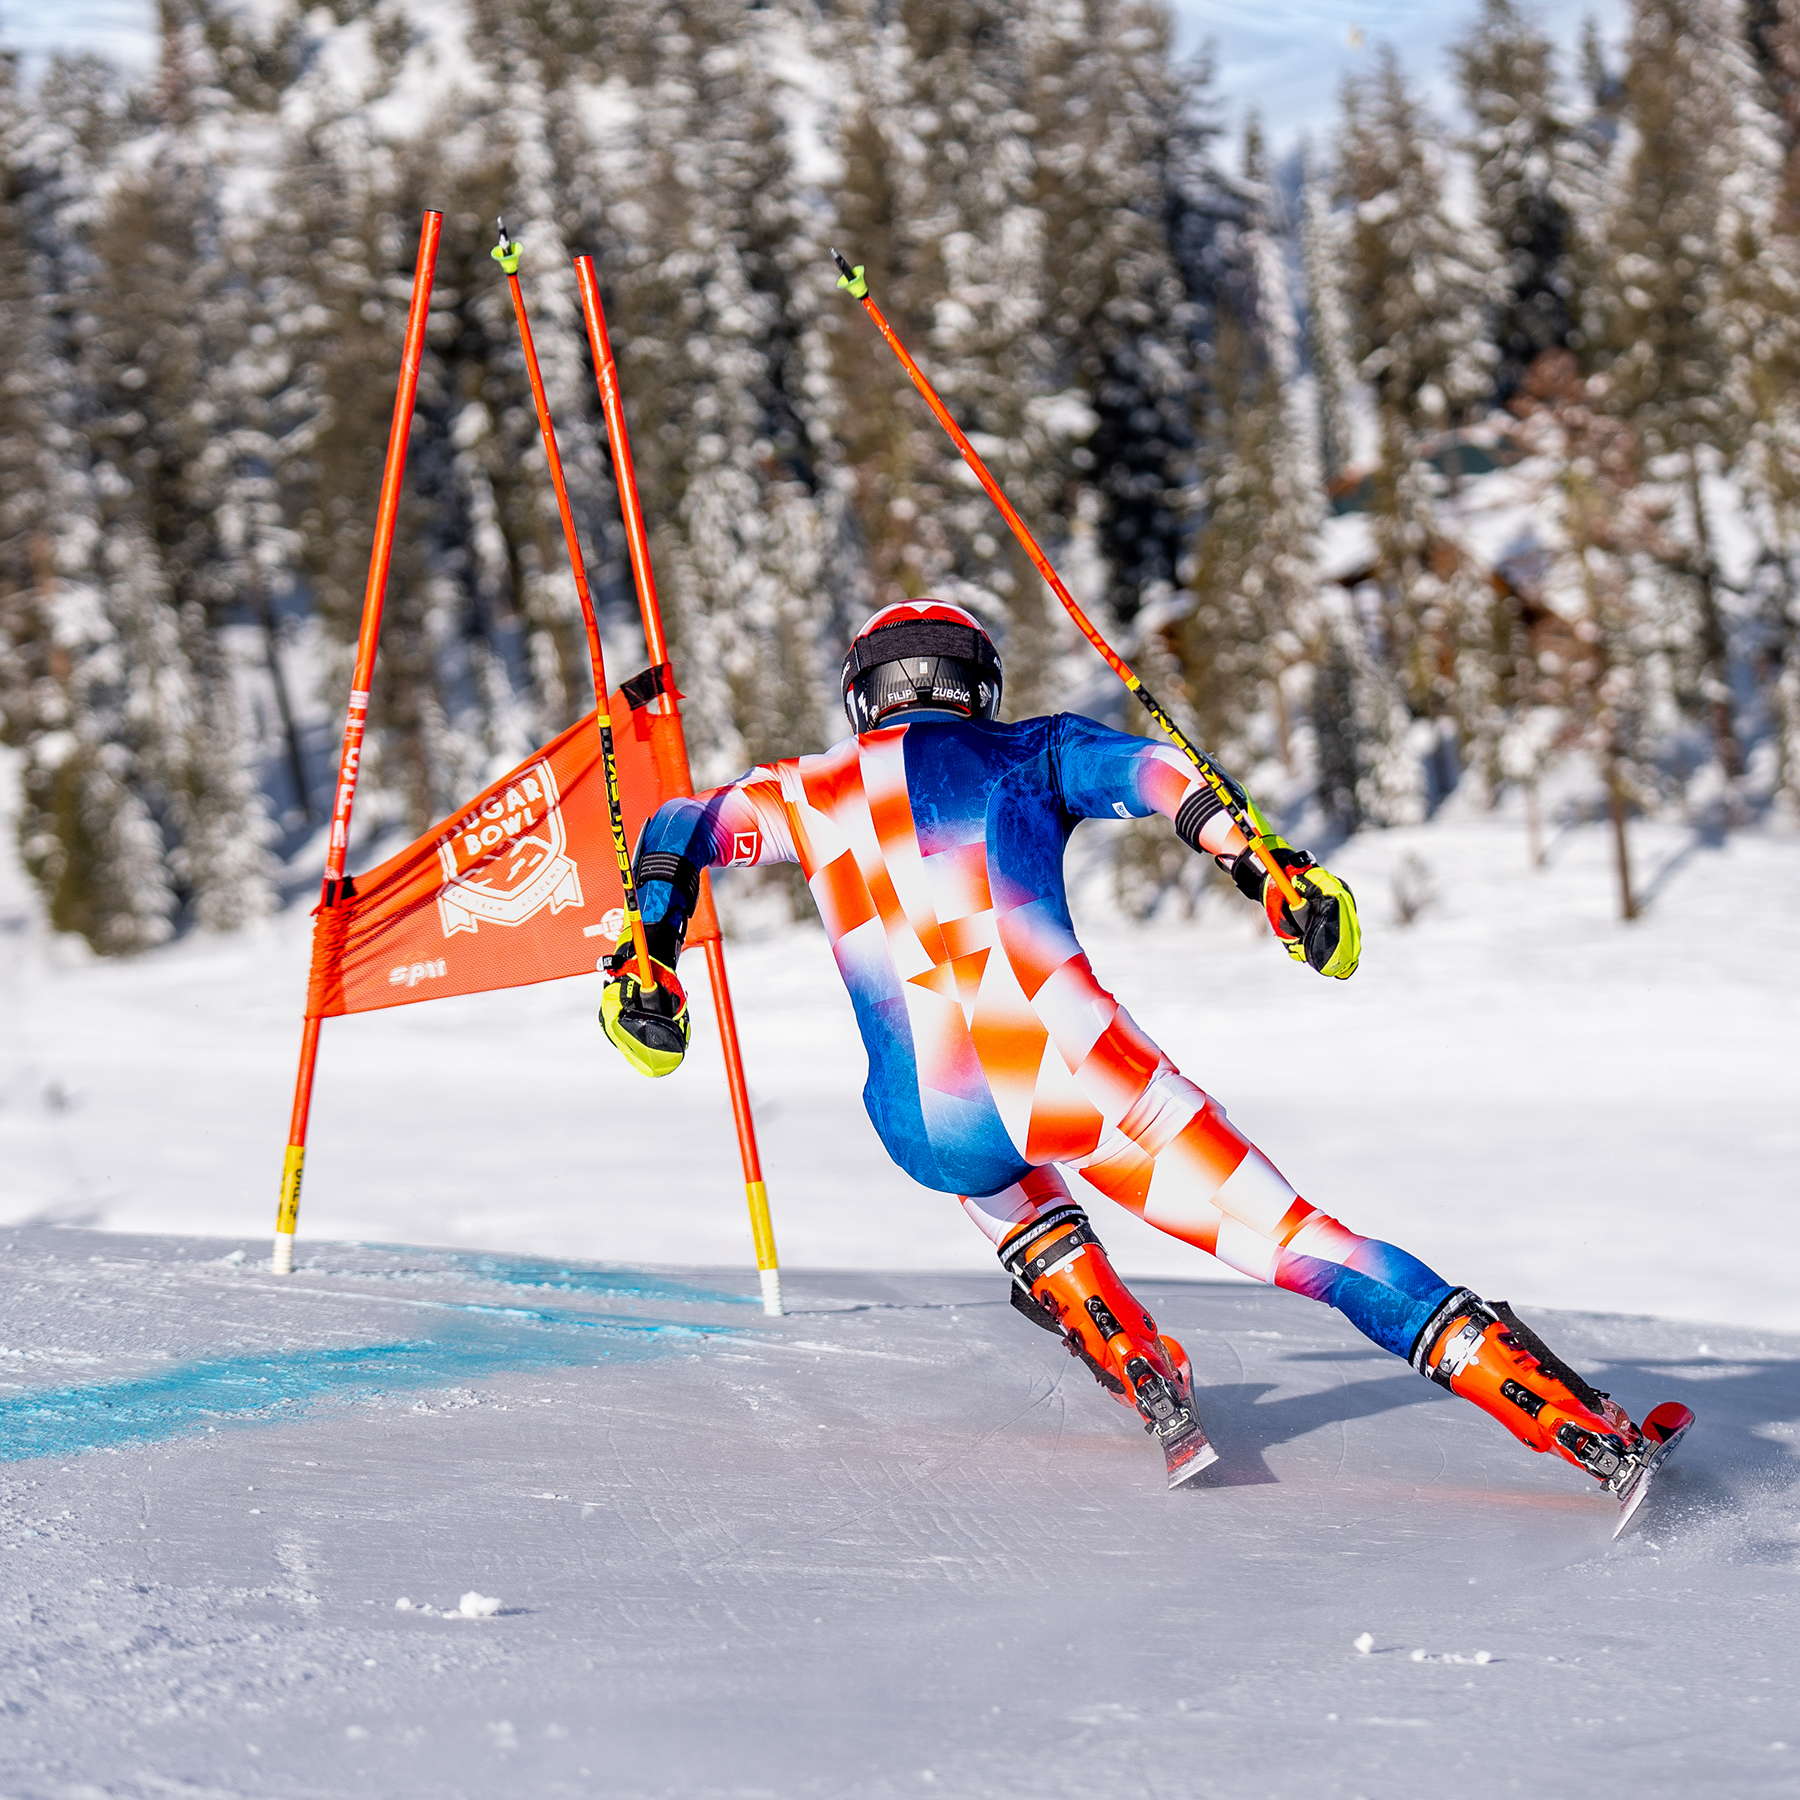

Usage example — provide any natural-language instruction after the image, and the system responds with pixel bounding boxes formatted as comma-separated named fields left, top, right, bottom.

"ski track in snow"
left=0, top=1232, right=1795, bottom=1798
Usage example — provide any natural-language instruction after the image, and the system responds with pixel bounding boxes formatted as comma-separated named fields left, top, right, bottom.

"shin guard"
left=1411, top=1289, right=1643, bottom=1488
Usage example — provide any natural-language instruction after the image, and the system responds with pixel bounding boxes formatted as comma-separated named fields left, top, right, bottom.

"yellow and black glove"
left=600, top=942, right=691, bottom=1078
left=1228, top=827, right=1361, bottom=980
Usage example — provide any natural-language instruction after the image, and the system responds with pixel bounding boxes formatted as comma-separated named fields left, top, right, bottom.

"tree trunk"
left=1605, top=750, right=1638, bottom=922
left=1524, top=776, right=1544, bottom=869
left=1684, top=446, right=1743, bottom=780
left=257, top=583, right=315, bottom=824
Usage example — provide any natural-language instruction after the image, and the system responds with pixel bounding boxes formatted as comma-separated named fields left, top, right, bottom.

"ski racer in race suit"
left=602, top=601, right=1661, bottom=1491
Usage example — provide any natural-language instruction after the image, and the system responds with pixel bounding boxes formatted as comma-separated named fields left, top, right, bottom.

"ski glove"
left=600, top=944, right=691, bottom=1078
left=1231, top=839, right=1361, bottom=980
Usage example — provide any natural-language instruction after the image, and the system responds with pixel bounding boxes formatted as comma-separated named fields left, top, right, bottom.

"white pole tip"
left=759, top=1267, right=784, bottom=1317
left=271, top=1233, right=295, bottom=1275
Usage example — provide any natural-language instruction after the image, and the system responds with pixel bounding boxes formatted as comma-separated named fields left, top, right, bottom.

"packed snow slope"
left=2, top=782, right=1796, bottom=1331
left=0, top=1229, right=1796, bottom=1800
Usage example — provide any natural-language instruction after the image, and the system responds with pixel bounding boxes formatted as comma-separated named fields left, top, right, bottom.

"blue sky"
left=4, top=0, right=1630, bottom=150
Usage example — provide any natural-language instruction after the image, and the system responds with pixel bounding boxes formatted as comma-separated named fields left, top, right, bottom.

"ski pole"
left=572, top=251, right=785, bottom=1319
left=492, top=220, right=656, bottom=990
left=273, top=208, right=443, bottom=1276
left=829, top=250, right=1307, bottom=916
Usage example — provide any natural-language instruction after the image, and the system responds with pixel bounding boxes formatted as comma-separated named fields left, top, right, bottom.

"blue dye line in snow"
left=353, top=1247, right=756, bottom=1308
left=0, top=1309, right=726, bottom=1464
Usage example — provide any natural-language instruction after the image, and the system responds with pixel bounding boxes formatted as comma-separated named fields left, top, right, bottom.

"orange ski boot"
left=1000, top=1204, right=1217, bottom=1487
left=1411, top=1289, right=1646, bottom=1492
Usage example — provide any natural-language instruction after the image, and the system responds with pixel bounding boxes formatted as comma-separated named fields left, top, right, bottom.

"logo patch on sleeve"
left=731, top=830, right=761, bottom=864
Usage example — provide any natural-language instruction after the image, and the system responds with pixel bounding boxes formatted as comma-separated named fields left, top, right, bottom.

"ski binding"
left=1126, top=1354, right=1218, bottom=1488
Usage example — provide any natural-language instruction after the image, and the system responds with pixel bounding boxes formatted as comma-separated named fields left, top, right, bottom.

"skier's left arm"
left=1051, top=715, right=1360, bottom=979
left=599, top=768, right=798, bottom=1079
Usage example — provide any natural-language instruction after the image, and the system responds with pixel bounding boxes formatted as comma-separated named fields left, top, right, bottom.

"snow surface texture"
left=0, top=1228, right=1795, bottom=1798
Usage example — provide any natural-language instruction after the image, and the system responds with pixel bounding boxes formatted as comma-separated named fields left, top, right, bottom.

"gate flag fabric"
left=304, top=684, right=718, bottom=1020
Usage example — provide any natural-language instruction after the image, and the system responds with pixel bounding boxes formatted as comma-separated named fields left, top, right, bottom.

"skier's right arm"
left=626, top=767, right=799, bottom=967
left=1050, top=715, right=1360, bottom=978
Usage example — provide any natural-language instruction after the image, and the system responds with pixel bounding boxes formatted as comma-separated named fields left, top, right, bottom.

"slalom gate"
left=272, top=211, right=784, bottom=1315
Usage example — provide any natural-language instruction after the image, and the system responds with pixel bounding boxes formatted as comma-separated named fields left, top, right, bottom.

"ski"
left=1126, top=1356, right=1218, bottom=1488
left=1158, top=1411, right=1219, bottom=1488
left=1611, top=1401, right=1695, bottom=1538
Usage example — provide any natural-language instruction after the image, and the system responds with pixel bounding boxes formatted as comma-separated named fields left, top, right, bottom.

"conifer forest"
left=3, top=0, right=1800, bottom=956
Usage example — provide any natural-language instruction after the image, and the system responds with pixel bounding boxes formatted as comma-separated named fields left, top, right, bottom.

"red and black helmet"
left=841, top=600, right=1003, bottom=732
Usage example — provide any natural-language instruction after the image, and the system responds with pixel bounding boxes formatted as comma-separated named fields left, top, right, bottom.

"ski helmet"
left=841, top=601, right=1003, bottom=732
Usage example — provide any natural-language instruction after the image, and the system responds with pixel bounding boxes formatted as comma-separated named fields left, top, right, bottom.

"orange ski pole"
left=573, top=251, right=784, bottom=1317
left=273, top=208, right=443, bottom=1275
left=829, top=251, right=1306, bottom=916
left=492, top=221, right=655, bottom=990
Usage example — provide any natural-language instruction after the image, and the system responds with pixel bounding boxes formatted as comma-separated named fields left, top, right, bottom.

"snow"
left=0, top=1229, right=1795, bottom=1796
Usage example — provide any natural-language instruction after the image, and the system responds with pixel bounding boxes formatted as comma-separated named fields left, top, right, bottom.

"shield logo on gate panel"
left=434, top=759, right=585, bottom=936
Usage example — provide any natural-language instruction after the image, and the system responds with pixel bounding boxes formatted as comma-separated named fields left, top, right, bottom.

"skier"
left=601, top=600, right=1683, bottom=1494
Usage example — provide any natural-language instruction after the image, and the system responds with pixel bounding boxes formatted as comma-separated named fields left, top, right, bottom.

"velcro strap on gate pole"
left=621, top=663, right=680, bottom=712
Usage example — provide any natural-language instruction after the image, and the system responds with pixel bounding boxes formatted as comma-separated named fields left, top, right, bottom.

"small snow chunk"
left=1354, top=1632, right=1374, bottom=1654
left=1410, top=1649, right=1427, bottom=1662
left=394, top=1598, right=413, bottom=1611
left=1475, top=1651, right=1492, bottom=1665
left=456, top=1591, right=503, bottom=1619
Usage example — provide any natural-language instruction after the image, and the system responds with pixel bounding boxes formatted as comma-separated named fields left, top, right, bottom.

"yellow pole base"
left=759, top=1266, right=784, bottom=1317
left=272, top=1145, right=304, bottom=1274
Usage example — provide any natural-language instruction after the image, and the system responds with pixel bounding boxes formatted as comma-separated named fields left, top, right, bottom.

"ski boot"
left=1411, top=1289, right=1654, bottom=1494
left=1000, top=1204, right=1217, bottom=1488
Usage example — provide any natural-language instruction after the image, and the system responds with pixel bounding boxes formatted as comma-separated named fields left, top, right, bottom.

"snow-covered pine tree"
left=1339, top=50, right=1497, bottom=439
left=1337, top=50, right=1498, bottom=751
left=79, top=130, right=277, bottom=931
left=831, top=0, right=1072, bottom=716
left=1453, top=0, right=1593, bottom=404
left=1027, top=0, right=1201, bottom=631
left=1298, top=146, right=1357, bottom=486
left=1180, top=121, right=1322, bottom=778
left=0, top=49, right=44, bottom=733
left=1536, top=374, right=1675, bottom=918
left=1733, top=1, right=1800, bottom=808
left=1747, top=0, right=1800, bottom=231
left=1, top=55, right=172, bottom=952
left=1588, top=0, right=1790, bottom=785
